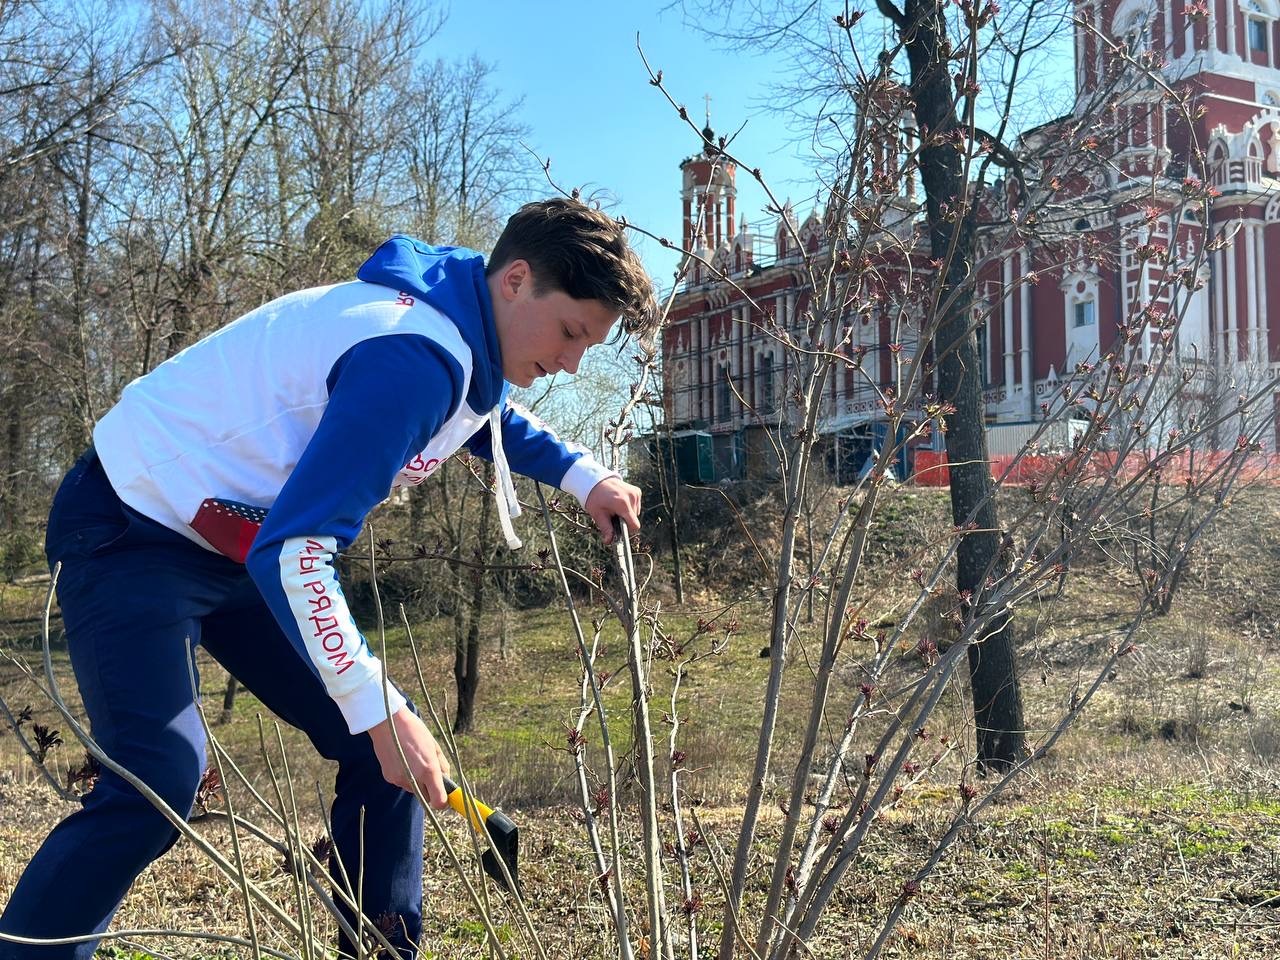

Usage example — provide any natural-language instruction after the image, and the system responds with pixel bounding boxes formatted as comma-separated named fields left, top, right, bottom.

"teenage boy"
left=0, top=198, right=658, bottom=959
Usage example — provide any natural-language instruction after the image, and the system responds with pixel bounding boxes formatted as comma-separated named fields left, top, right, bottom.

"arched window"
left=1246, top=0, right=1279, bottom=65
left=1074, top=217, right=1092, bottom=231
left=1249, top=1, right=1270, bottom=52
left=1247, top=133, right=1265, bottom=182
left=1207, top=138, right=1229, bottom=187
left=758, top=352, right=775, bottom=414
left=1112, top=0, right=1155, bottom=53
left=718, top=363, right=733, bottom=422
left=1061, top=271, right=1102, bottom=368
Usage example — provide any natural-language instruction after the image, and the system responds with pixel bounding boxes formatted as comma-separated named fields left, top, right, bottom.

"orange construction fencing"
left=910, top=449, right=1280, bottom=488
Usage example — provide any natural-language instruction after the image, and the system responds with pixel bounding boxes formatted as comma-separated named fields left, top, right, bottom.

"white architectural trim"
left=1258, top=224, right=1271, bottom=361
left=1095, top=0, right=1105, bottom=86
left=1020, top=249, right=1033, bottom=415
left=1215, top=244, right=1227, bottom=361
left=1227, top=231, right=1239, bottom=361
left=1003, top=255, right=1015, bottom=387
left=1113, top=0, right=1156, bottom=35
left=1061, top=265, right=1103, bottom=371
left=1247, top=222, right=1259, bottom=359
left=1245, top=0, right=1280, bottom=68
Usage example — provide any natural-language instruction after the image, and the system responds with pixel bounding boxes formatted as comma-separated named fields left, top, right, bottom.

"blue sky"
left=433, top=1, right=822, bottom=288
left=433, top=1, right=1074, bottom=290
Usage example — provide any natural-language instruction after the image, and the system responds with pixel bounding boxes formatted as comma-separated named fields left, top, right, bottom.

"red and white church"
left=659, top=0, right=1280, bottom=482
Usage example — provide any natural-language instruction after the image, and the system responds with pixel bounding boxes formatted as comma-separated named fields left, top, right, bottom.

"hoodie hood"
left=356, top=236, right=507, bottom=412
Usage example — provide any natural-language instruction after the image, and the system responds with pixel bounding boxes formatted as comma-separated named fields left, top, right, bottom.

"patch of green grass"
left=1095, top=781, right=1280, bottom=817
left=1101, top=827, right=1131, bottom=845
left=442, top=917, right=516, bottom=945
left=1186, top=819, right=1232, bottom=840
left=1064, top=845, right=1099, bottom=860
left=1179, top=837, right=1244, bottom=857
left=1002, top=860, right=1039, bottom=881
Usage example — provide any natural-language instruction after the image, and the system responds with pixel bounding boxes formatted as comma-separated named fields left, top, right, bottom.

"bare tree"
left=585, top=4, right=1255, bottom=957
left=0, top=0, right=169, bottom=499
left=401, top=55, right=533, bottom=247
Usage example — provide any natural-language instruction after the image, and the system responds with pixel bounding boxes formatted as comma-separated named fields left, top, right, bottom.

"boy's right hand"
left=367, top=706, right=451, bottom=808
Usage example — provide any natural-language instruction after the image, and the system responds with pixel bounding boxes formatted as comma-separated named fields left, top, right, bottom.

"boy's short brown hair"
left=487, top=198, right=660, bottom=343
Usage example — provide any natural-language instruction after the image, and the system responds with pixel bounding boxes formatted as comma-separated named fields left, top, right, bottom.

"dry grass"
left=1, top=486, right=1279, bottom=958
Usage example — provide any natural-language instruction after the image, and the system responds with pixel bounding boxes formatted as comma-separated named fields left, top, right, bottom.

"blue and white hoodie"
left=93, top=237, right=617, bottom=734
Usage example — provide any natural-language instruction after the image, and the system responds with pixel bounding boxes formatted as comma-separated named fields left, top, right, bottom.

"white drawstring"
left=488, top=406, right=523, bottom=549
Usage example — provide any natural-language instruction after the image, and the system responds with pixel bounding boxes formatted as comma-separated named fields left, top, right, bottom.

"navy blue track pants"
left=0, top=451, right=425, bottom=958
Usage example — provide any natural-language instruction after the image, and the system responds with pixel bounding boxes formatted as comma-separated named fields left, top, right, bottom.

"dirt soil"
left=1, top=485, right=1278, bottom=959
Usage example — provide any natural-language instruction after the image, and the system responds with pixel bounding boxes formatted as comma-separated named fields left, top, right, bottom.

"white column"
left=1094, top=2, right=1104, bottom=86
left=1259, top=228, right=1272, bottom=363
left=1003, top=256, right=1015, bottom=388
left=1021, top=252, right=1033, bottom=415
left=1226, top=0, right=1237, bottom=59
left=1076, top=21, right=1084, bottom=93
left=1246, top=223, right=1259, bottom=361
left=751, top=346, right=759, bottom=410
left=1138, top=259, right=1151, bottom=363
left=1227, top=234, right=1239, bottom=363
left=1215, top=245, right=1226, bottom=363
left=984, top=307, right=993, bottom=381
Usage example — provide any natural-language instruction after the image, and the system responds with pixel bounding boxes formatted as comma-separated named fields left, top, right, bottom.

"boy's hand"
left=367, top=706, right=451, bottom=808
left=584, top=476, right=642, bottom=544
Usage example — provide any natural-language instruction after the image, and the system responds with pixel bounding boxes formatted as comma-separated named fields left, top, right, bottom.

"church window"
left=1246, top=0, right=1278, bottom=64
left=1111, top=1, right=1156, bottom=60
left=718, top=364, right=733, bottom=422
left=1125, top=24, right=1151, bottom=54
left=1062, top=268, right=1102, bottom=368
left=758, top=353, right=775, bottom=413
left=1250, top=14, right=1269, bottom=53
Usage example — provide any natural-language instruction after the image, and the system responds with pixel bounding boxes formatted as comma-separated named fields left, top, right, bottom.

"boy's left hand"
left=584, top=476, right=642, bottom=544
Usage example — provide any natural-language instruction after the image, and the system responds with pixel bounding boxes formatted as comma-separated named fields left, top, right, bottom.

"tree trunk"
left=453, top=580, right=484, bottom=734
left=452, top=471, right=494, bottom=734
left=219, top=676, right=239, bottom=725
left=906, top=0, right=1026, bottom=769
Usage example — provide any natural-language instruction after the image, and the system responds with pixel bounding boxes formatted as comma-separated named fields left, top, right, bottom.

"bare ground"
left=1, top=486, right=1278, bottom=958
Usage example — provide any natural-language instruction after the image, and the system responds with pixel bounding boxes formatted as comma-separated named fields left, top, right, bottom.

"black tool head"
left=480, top=810, right=520, bottom=895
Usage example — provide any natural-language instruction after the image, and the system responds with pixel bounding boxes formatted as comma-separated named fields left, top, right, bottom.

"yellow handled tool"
left=442, top=776, right=520, bottom=895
